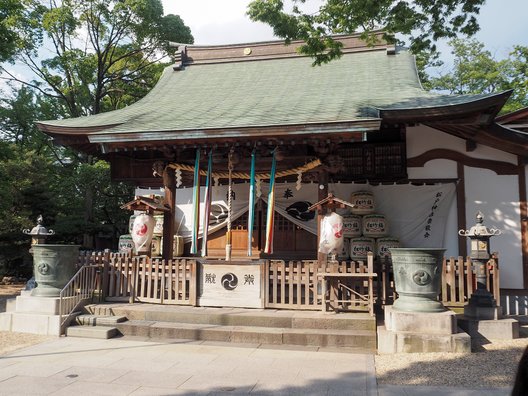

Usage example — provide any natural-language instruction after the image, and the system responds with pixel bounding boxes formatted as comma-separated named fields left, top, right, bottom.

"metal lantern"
left=459, top=211, right=501, bottom=314
left=22, top=215, right=55, bottom=245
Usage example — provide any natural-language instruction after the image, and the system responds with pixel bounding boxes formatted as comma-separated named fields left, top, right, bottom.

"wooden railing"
left=265, top=256, right=376, bottom=313
left=442, top=255, right=500, bottom=307
left=105, top=255, right=197, bottom=306
left=74, top=252, right=500, bottom=312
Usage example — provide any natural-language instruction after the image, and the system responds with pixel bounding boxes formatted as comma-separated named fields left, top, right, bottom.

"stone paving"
left=0, top=336, right=513, bottom=395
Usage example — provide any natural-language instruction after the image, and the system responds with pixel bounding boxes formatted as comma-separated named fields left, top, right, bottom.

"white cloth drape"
left=137, top=182, right=456, bottom=248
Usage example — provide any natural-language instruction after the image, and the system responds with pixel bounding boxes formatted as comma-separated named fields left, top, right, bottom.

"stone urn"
left=389, top=248, right=446, bottom=313
left=31, top=245, right=80, bottom=297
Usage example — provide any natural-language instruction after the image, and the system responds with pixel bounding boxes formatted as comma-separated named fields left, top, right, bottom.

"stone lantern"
left=459, top=211, right=501, bottom=319
left=22, top=215, right=55, bottom=246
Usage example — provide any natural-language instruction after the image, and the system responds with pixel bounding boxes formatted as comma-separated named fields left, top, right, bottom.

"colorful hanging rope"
left=247, top=149, right=256, bottom=256
left=226, top=148, right=234, bottom=250
left=201, top=150, right=213, bottom=257
left=264, top=149, right=277, bottom=254
left=190, top=149, right=200, bottom=254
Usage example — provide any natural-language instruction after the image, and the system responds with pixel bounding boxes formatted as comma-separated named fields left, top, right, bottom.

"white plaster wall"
left=406, top=125, right=517, bottom=164
left=464, top=167, right=522, bottom=289
left=407, top=125, right=523, bottom=289
left=407, top=159, right=457, bottom=179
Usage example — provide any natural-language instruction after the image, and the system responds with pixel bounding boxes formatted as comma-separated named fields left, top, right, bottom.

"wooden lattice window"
left=336, top=142, right=407, bottom=181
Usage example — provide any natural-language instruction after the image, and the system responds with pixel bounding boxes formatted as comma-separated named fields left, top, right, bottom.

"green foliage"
left=0, top=0, right=43, bottom=63
left=2, top=0, right=193, bottom=116
left=426, top=39, right=528, bottom=114
left=0, top=143, right=56, bottom=277
left=247, top=0, right=485, bottom=65
left=0, top=85, right=134, bottom=275
left=0, top=0, right=191, bottom=272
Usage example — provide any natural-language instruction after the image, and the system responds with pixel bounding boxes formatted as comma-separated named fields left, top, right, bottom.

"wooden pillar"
left=518, top=156, right=528, bottom=289
left=162, top=167, right=176, bottom=260
left=317, top=170, right=329, bottom=264
left=456, top=162, right=467, bottom=257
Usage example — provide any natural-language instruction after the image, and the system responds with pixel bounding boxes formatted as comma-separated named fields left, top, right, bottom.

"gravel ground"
left=375, top=335, right=528, bottom=388
left=0, top=284, right=526, bottom=388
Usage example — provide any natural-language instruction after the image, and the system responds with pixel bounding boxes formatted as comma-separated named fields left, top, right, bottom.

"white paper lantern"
left=131, top=213, right=156, bottom=254
left=318, top=212, right=344, bottom=254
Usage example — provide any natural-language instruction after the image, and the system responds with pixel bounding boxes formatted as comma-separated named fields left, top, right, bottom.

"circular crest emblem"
left=221, top=273, right=238, bottom=291
left=37, top=263, right=50, bottom=275
left=412, top=270, right=432, bottom=286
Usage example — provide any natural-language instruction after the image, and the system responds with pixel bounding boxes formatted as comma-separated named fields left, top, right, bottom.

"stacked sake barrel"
left=338, top=191, right=400, bottom=262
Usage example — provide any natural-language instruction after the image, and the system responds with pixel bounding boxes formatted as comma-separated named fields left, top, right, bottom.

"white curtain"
left=329, top=183, right=456, bottom=248
left=136, top=181, right=456, bottom=248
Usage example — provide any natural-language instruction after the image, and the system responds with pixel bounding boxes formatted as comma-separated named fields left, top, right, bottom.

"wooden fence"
left=76, top=252, right=500, bottom=311
left=265, top=257, right=375, bottom=314
left=79, top=251, right=197, bottom=305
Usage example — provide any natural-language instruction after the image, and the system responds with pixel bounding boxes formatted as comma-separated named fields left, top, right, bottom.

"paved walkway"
left=0, top=337, right=511, bottom=395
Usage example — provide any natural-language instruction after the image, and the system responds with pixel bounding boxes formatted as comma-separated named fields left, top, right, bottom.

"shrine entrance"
left=206, top=204, right=318, bottom=260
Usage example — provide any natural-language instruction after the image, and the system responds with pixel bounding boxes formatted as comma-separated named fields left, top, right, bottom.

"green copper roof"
left=37, top=48, right=506, bottom=139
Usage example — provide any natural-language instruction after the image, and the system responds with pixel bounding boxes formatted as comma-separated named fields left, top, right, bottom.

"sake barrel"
left=128, top=214, right=138, bottom=234
left=350, top=191, right=375, bottom=215
left=151, top=236, right=161, bottom=256
left=336, top=238, right=351, bottom=261
left=153, top=215, right=164, bottom=235
left=350, top=237, right=375, bottom=261
left=118, top=234, right=134, bottom=255
left=363, top=214, right=388, bottom=237
left=173, top=235, right=184, bottom=257
left=376, top=237, right=400, bottom=258
left=342, top=215, right=362, bottom=237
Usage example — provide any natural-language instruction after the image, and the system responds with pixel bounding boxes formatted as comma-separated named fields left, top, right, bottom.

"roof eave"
left=87, top=120, right=382, bottom=144
left=379, top=91, right=512, bottom=125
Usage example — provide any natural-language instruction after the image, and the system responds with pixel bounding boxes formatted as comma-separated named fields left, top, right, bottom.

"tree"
left=1, top=0, right=193, bottom=116
left=426, top=39, right=528, bottom=114
left=247, top=0, right=484, bottom=65
left=1, top=0, right=193, bottom=249
left=0, top=0, right=32, bottom=62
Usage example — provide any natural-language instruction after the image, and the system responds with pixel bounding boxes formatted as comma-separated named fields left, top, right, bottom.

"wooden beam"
left=407, top=148, right=518, bottom=175
left=162, top=167, right=176, bottom=260
left=465, top=139, right=477, bottom=152
left=456, top=163, right=467, bottom=257
left=518, top=156, right=528, bottom=289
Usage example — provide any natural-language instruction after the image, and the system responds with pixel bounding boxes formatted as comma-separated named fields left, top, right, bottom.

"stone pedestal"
left=458, top=316, right=519, bottom=340
left=377, top=306, right=471, bottom=354
left=459, top=304, right=519, bottom=340
left=464, top=304, right=501, bottom=320
left=0, top=291, right=75, bottom=336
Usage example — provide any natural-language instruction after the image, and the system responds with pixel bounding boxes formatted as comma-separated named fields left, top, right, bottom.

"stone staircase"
left=65, top=303, right=377, bottom=353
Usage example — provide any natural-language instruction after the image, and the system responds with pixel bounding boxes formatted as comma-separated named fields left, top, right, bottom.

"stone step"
left=115, top=320, right=376, bottom=351
left=66, top=325, right=118, bottom=339
left=85, top=304, right=375, bottom=332
left=75, top=314, right=127, bottom=327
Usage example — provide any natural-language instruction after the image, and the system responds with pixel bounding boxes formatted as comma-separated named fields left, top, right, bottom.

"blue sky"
left=2, top=1, right=526, bottom=92
left=163, top=0, right=528, bottom=67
